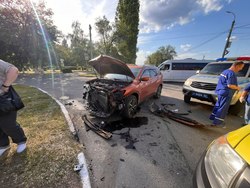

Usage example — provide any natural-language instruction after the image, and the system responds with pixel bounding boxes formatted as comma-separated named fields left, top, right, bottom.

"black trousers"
left=0, top=111, right=27, bottom=147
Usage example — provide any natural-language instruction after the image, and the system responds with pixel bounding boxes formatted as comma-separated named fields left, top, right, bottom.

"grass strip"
left=0, top=85, right=83, bottom=188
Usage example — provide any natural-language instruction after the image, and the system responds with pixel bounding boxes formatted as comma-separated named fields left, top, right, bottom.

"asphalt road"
left=16, top=73, right=244, bottom=188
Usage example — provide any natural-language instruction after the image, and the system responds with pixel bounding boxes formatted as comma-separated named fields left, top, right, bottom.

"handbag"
left=9, top=86, right=25, bottom=110
left=0, top=86, right=24, bottom=113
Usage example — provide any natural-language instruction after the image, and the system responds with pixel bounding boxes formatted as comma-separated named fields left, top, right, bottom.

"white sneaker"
left=17, top=143, right=27, bottom=153
left=0, top=146, right=10, bottom=156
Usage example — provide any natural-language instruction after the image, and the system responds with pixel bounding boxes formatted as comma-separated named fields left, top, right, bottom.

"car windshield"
left=130, top=67, right=141, bottom=77
left=200, top=63, right=249, bottom=77
left=104, top=73, right=133, bottom=82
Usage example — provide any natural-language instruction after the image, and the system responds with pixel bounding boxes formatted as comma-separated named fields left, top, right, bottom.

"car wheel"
left=184, top=95, right=191, bottom=103
left=124, top=95, right=138, bottom=118
left=154, top=85, right=162, bottom=99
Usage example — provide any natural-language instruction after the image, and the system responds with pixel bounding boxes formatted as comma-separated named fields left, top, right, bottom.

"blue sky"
left=39, top=0, right=250, bottom=64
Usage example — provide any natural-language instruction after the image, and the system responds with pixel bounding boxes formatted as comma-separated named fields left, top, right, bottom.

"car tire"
left=154, top=85, right=162, bottom=99
left=229, top=101, right=244, bottom=116
left=184, top=95, right=191, bottom=103
left=124, top=95, right=138, bottom=118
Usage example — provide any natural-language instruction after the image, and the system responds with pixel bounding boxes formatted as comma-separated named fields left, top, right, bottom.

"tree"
left=114, top=0, right=140, bottom=64
left=67, top=21, right=89, bottom=67
left=0, top=0, right=60, bottom=70
left=54, top=38, right=71, bottom=67
left=145, top=45, right=177, bottom=66
left=95, top=16, right=116, bottom=55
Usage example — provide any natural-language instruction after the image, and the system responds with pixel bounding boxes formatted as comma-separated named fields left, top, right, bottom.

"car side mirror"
left=140, top=76, right=150, bottom=81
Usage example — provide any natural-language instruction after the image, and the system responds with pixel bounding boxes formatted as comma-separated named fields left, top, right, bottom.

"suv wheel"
left=124, top=95, right=138, bottom=118
left=184, top=95, right=191, bottom=103
left=154, top=85, right=162, bottom=99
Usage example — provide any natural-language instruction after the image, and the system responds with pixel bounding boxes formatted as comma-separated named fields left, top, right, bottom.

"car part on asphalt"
left=82, top=115, right=112, bottom=139
left=149, top=103, right=205, bottom=128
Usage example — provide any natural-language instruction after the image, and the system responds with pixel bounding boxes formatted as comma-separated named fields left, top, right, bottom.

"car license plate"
left=192, top=92, right=209, bottom=99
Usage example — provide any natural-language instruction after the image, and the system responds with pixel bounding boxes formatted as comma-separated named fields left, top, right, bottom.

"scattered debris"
left=171, top=109, right=179, bottom=112
left=149, top=103, right=205, bottom=128
left=65, top=102, right=73, bottom=105
left=119, top=129, right=138, bottom=149
left=74, top=164, right=83, bottom=172
left=100, top=177, right=105, bottom=181
left=82, top=115, right=112, bottom=139
left=149, top=142, right=158, bottom=146
left=59, top=96, right=70, bottom=100
left=152, top=160, right=157, bottom=165
left=73, top=132, right=80, bottom=142
left=111, top=143, right=118, bottom=147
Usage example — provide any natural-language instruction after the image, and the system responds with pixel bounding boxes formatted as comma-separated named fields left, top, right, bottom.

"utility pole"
left=222, top=11, right=236, bottom=58
left=89, top=24, right=93, bottom=59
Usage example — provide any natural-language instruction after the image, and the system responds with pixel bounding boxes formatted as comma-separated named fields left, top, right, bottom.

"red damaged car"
left=83, top=55, right=163, bottom=118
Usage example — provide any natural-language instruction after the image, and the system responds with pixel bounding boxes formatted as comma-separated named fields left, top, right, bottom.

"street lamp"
left=222, top=11, right=236, bottom=58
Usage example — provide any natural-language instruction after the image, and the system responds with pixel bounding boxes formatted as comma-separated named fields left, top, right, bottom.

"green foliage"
left=95, top=16, right=116, bottom=56
left=61, top=66, right=77, bottom=73
left=115, top=0, right=140, bottom=64
left=145, top=45, right=177, bottom=66
left=67, top=21, right=90, bottom=67
left=0, top=0, right=61, bottom=69
left=54, top=41, right=71, bottom=67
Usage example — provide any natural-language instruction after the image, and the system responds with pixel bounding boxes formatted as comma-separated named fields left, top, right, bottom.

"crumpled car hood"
left=89, top=55, right=135, bottom=78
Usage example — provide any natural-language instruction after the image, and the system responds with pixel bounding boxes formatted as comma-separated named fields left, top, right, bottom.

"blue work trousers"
left=209, top=93, right=233, bottom=125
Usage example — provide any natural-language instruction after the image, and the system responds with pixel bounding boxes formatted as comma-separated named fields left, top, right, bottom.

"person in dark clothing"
left=209, top=61, right=244, bottom=128
left=0, top=59, right=27, bottom=156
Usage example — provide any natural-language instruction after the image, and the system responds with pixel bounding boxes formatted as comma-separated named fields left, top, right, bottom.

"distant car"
left=83, top=55, right=163, bottom=118
left=193, top=125, right=250, bottom=188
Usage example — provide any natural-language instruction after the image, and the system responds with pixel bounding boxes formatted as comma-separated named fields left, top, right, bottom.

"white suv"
left=182, top=57, right=250, bottom=115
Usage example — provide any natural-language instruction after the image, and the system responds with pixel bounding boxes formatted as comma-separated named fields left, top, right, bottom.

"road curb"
left=36, top=87, right=91, bottom=188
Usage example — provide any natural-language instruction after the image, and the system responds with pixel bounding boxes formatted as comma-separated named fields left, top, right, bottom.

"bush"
left=61, top=66, right=76, bottom=73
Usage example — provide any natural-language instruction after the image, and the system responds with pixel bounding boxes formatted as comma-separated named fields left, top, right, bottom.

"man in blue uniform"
left=209, top=61, right=244, bottom=127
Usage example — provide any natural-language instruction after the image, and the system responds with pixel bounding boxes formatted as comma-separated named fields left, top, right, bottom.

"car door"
left=148, top=69, right=158, bottom=95
left=159, top=63, right=172, bottom=81
left=139, top=69, right=151, bottom=101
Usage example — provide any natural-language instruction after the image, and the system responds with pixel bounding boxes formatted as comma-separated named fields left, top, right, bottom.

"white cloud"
left=177, top=50, right=220, bottom=60
left=177, top=52, right=206, bottom=60
left=45, top=0, right=118, bottom=39
left=43, top=0, right=232, bottom=37
left=196, top=0, right=229, bottom=14
left=139, top=0, right=232, bottom=33
left=180, top=44, right=192, bottom=51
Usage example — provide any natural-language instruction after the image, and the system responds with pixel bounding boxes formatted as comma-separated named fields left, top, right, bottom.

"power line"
left=183, top=31, right=227, bottom=52
left=139, top=31, right=228, bottom=43
left=234, top=23, right=250, bottom=29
